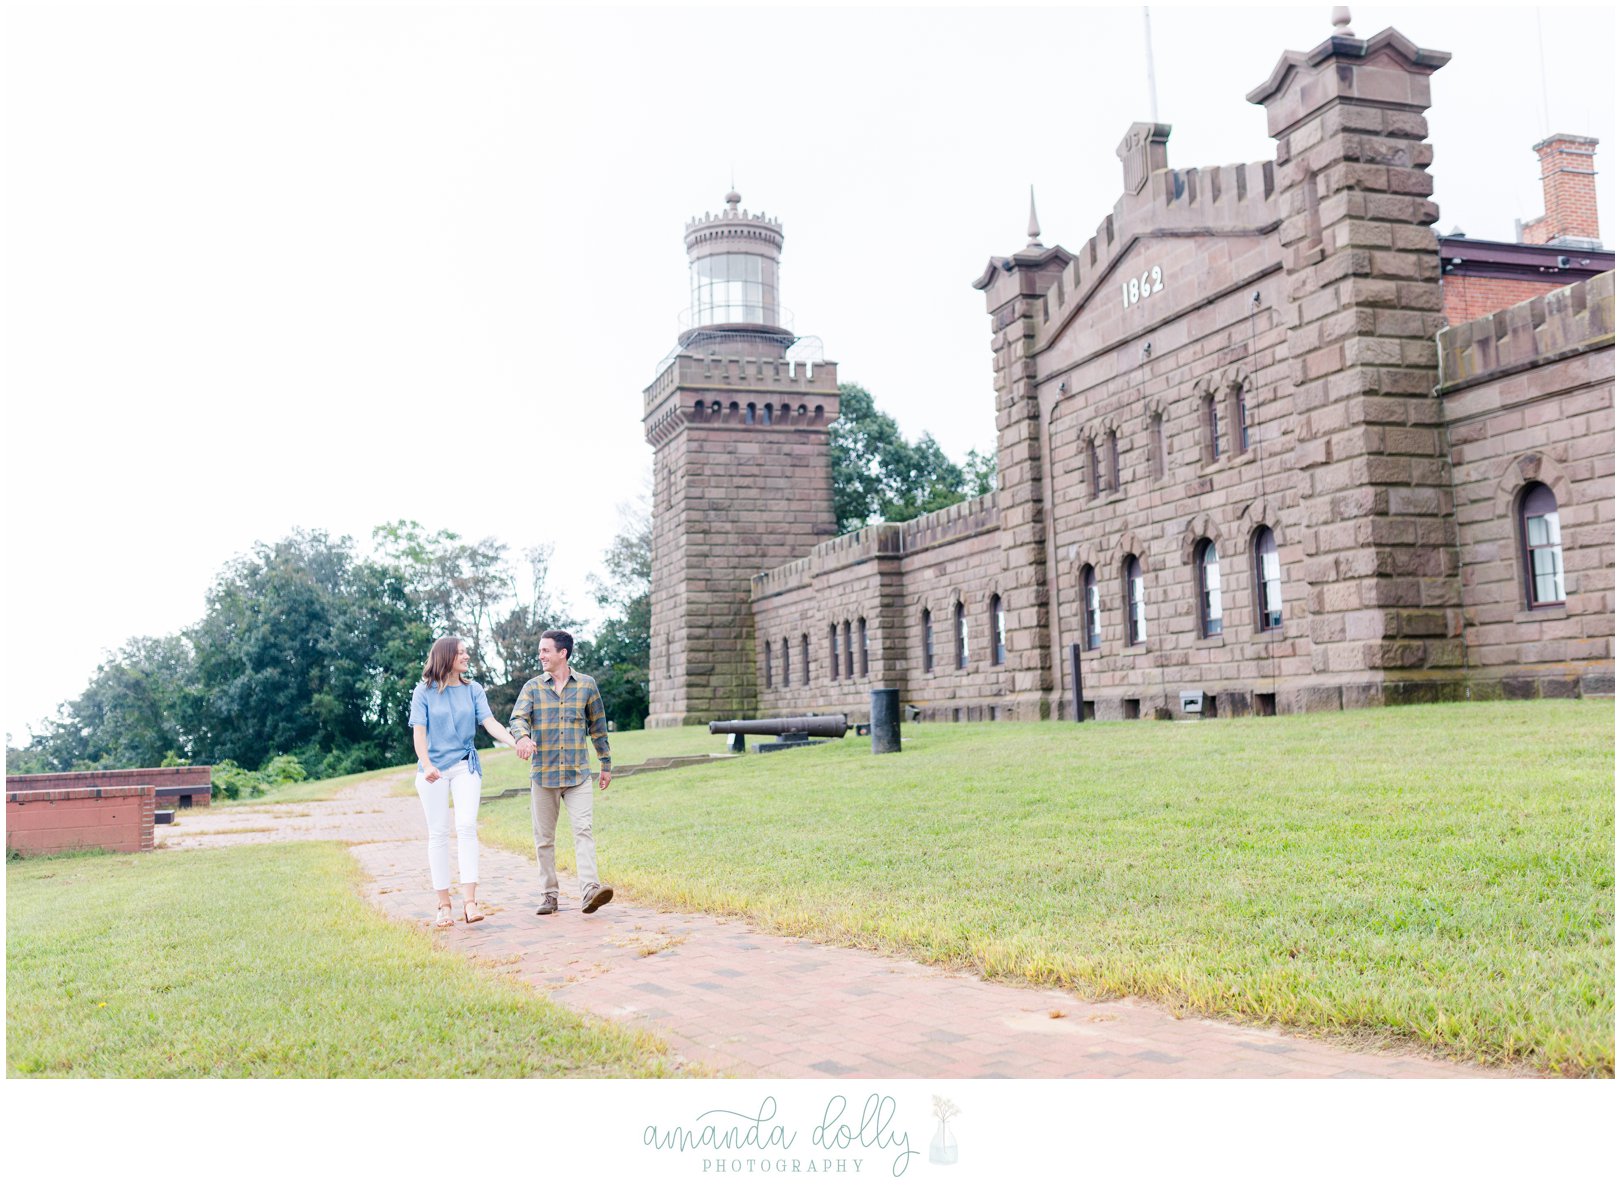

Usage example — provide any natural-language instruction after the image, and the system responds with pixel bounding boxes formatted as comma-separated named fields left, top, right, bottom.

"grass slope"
left=479, top=701, right=1614, bottom=1075
left=7, top=843, right=681, bottom=1077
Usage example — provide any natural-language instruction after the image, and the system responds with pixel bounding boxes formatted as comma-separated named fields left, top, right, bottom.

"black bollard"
left=870, top=688, right=901, bottom=754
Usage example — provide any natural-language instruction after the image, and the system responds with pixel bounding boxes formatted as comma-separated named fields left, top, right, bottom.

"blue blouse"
left=408, top=680, right=493, bottom=777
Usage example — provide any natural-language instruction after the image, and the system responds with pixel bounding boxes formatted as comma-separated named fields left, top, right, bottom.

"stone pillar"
left=1248, top=26, right=1465, bottom=709
left=974, top=216, right=1074, bottom=720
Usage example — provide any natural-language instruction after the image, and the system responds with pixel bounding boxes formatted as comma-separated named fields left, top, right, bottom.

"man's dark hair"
left=541, top=629, right=574, bottom=660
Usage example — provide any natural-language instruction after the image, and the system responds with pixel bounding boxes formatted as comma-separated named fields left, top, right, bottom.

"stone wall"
left=1440, top=272, right=1615, bottom=696
left=7, top=766, right=212, bottom=808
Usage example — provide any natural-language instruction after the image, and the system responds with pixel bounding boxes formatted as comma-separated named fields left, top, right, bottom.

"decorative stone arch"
left=1179, top=513, right=1224, bottom=565
left=1234, top=498, right=1286, bottom=549
left=1493, top=452, right=1575, bottom=520
left=1114, top=529, right=1150, bottom=567
left=1069, top=546, right=1107, bottom=637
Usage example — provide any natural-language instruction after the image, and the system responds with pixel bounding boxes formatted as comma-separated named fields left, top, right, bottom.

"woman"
left=409, top=635, right=522, bottom=927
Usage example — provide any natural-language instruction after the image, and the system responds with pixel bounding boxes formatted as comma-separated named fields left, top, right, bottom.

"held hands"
left=514, top=737, right=536, bottom=760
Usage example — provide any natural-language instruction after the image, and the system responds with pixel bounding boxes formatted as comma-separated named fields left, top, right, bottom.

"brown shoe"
left=581, top=884, right=614, bottom=914
left=535, top=893, right=559, bottom=916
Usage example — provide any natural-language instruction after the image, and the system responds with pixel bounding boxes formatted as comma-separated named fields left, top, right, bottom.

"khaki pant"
left=529, top=778, right=598, bottom=895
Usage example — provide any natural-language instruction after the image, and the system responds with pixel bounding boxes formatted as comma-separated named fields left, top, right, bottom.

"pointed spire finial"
left=1026, top=185, right=1042, bottom=248
left=1330, top=6, right=1354, bottom=37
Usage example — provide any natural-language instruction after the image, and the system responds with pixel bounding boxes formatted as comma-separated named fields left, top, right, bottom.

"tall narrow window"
left=990, top=594, right=1006, bottom=665
left=800, top=634, right=810, bottom=686
left=954, top=600, right=968, bottom=669
left=1196, top=539, right=1223, bottom=637
left=858, top=617, right=869, bottom=676
left=1106, top=429, right=1120, bottom=491
left=1521, top=483, right=1566, bottom=607
left=781, top=636, right=791, bottom=686
left=1081, top=566, right=1100, bottom=650
left=1204, top=392, right=1221, bottom=462
left=764, top=640, right=774, bottom=689
left=1149, top=412, right=1165, bottom=481
left=1124, top=556, right=1146, bottom=646
left=922, top=609, right=934, bottom=673
left=842, top=620, right=854, bottom=679
left=829, top=624, right=840, bottom=679
left=1233, top=383, right=1251, bottom=452
left=1088, top=436, right=1101, bottom=497
left=1254, top=526, right=1283, bottom=629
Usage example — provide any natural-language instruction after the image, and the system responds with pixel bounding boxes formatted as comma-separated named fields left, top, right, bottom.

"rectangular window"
left=1149, top=414, right=1164, bottom=481
left=1527, top=512, right=1566, bottom=604
left=764, top=641, right=773, bottom=689
left=843, top=621, right=854, bottom=680
left=829, top=625, right=840, bottom=680
left=858, top=618, right=869, bottom=677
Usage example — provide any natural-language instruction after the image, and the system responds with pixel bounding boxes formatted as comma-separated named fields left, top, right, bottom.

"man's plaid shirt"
left=508, top=670, right=612, bottom=788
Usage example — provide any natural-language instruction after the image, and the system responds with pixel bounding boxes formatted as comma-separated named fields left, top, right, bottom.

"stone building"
left=643, top=19, right=1614, bottom=726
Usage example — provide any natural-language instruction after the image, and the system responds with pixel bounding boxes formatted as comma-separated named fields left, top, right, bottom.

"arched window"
left=1106, top=429, right=1120, bottom=491
left=842, top=620, right=854, bottom=679
left=1196, top=539, right=1223, bottom=637
left=921, top=609, right=935, bottom=673
left=781, top=636, right=791, bottom=686
left=1149, top=412, right=1165, bottom=481
left=1520, top=483, right=1566, bottom=607
left=990, top=594, right=1006, bottom=665
left=1081, top=565, right=1100, bottom=651
left=1203, top=391, right=1221, bottom=462
left=1088, top=437, right=1101, bottom=497
left=1124, top=555, right=1146, bottom=646
left=764, top=640, right=773, bottom=689
left=858, top=617, right=869, bottom=677
left=761, top=403, right=773, bottom=425
left=1254, top=526, right=1282, bottom=629
left=745, top=402, right=756, bottom=424
left=829, top=624, right=840, bottom=679
left=954, top=600, right=968, bottom=669
left=1232, top=382, right=1251, bottom=452
left=800, top=634, right=810, bottom=686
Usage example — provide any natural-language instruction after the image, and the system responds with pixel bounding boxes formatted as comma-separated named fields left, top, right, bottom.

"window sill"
left=1190, top=634, right=1224, bottom=649
left=1515, top=605, right=1568, bottom=623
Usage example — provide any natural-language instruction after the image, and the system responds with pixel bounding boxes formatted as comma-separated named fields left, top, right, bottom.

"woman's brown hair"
left=421, top=636, right=464, bottom=691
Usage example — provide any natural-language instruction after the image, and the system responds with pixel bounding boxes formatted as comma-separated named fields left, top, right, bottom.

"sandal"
left=463, top=900, right=485, bottom=924
left=434, top=904, right=454, bottom=929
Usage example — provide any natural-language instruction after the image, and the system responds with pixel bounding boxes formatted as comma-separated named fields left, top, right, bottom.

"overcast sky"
left=3, top=1, right=1613, bottom=743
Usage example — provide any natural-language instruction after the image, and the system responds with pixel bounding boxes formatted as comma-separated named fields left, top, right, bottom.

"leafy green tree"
left=829, top=383, right=994, bottom=532
left=11, top=635, right=196, bottom=772
left=579, top=495, right=651, bottom=731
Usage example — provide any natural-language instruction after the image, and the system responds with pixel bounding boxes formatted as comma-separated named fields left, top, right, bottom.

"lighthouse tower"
left=642, top=192, right=841, bottom=726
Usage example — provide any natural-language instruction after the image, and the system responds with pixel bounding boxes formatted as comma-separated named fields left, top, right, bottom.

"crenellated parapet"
left=751, top=494, right=999, bottom=601
left=1438, top=272, right=1615, bottom=391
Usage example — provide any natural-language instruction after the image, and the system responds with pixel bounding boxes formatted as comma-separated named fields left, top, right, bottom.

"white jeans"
left=416, top=760, right=481, bottom=889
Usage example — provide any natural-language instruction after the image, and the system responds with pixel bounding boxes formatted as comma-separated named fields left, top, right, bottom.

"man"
left=509, top=629, right=614, bottom=915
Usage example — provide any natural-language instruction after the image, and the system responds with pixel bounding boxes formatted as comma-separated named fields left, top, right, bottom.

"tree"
left=581, top=493, right=652, bottom=730
left=829, top=383, right=994, bottom=532
left=10, top=634, right=195, bottom=771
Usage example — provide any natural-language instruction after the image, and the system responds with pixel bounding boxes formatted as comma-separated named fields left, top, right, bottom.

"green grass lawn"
left=6, top=842, right=684, bottom=1077
left=478, top=701, right=1614, bottom=1075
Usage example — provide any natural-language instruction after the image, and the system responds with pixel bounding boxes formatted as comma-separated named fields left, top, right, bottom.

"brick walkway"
left=166, top=782, right=1503, bottom=1079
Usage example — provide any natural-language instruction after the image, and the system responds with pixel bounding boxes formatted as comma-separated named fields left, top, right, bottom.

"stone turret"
left=1249, top=20, right=1464, bottom=707
left=643, top=193, right=840, bottom=726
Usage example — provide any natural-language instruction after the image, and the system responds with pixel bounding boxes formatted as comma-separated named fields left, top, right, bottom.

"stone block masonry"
left=648, top=21, right=1614, bottom=725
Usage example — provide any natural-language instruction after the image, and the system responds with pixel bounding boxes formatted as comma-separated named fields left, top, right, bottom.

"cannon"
left=708, top=714, right=848, bottom=753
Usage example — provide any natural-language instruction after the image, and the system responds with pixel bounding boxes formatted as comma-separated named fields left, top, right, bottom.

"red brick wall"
left=7, top=785, right=156, bottom=855
left=1443, top=275, right=1573, bottom=325
left=7, top=766, right=211, bottom=807
left=1521, top=134, right=1602, bottom=246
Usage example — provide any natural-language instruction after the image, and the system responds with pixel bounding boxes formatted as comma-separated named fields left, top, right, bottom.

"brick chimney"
left=1517, top=134, right=1602, bottom=248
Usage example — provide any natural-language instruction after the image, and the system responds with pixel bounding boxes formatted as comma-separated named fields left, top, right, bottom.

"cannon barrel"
left=708, top=715, right=848, bottom=738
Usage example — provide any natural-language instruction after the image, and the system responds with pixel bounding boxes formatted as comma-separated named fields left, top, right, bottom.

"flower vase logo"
left=928, top=1096, right=959, bottom=1165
